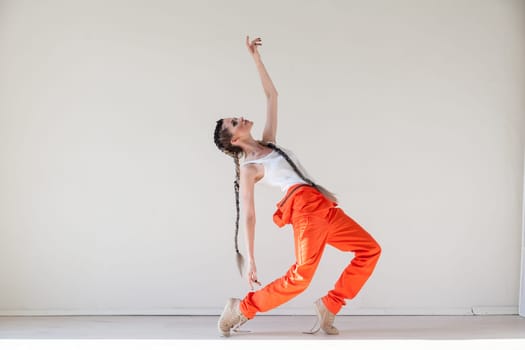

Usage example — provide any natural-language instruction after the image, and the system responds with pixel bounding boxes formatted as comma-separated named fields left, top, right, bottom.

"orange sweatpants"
left=239, top=184, right=381, bottom=319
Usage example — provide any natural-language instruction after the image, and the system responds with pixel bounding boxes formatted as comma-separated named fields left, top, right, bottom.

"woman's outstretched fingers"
left=246, top=35, right=262, bottom=55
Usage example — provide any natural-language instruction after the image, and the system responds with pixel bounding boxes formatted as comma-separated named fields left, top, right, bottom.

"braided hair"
left=214, top=119, right=245, bottom=276
left=264, top=143, right=337, bottom=203
left=213, top=119, right=337, bottom=276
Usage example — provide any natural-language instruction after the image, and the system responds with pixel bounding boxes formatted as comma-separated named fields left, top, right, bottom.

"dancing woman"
left=213, top=36, right=381, bottom=336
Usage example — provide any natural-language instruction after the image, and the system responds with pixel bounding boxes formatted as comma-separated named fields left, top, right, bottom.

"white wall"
left=521, top=150, right=525, bottom=317
left=0, top=0, right=524, bottom=316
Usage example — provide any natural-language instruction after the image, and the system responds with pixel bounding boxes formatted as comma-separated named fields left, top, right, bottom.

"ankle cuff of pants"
left=239, top=299, right=255, bottom=320
left=322, top=296, right=343, bottom=315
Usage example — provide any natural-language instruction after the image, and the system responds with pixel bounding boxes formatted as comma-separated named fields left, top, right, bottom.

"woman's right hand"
left=246, top=35, right=262, bottom=60
left=247, top=259, right=262, bottom=290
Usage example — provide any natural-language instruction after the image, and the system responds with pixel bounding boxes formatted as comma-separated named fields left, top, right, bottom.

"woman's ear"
left=231, top=137, right=239, bottom=145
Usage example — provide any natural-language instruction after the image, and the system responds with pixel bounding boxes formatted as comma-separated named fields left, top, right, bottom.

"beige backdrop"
left=0, top=0, right=524, bottom=315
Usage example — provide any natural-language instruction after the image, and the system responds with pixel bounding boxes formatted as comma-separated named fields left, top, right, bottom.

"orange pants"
left=239, top=184, right=381, bottom=319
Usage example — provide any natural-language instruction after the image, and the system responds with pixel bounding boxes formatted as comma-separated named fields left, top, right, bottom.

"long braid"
left=214, top=119, right=245, bottom=276
left=265, top=142, right=338, bottom=203
left=232, top=155, right=245, bottom=275
left=265, top=143, right=316, bottom=187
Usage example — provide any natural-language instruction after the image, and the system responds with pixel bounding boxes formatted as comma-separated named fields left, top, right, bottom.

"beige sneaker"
left=313, top=298, right=339, bottom=335
left=218, top=298, right=248, bottom=337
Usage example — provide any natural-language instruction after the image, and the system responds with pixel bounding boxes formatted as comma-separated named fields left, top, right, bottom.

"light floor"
left=1, top=315, right=524, bottom=349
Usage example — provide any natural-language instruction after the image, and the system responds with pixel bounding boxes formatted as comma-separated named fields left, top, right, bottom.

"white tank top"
left=242, top=146, right=310, bottom=192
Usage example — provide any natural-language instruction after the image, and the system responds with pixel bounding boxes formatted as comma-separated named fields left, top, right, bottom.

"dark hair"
left=214, top=119, right=245, bottom=275
left=213, top=119, right=337, bottom=276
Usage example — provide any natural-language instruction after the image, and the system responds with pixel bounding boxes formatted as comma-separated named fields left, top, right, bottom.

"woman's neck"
left=238, top=139, right=268, bottom=159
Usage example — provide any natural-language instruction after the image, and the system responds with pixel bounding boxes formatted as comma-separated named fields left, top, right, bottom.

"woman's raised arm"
left=246, top=36, right=278, bottom=143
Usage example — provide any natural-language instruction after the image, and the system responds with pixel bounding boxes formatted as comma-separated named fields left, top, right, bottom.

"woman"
left=213, top=36, right=381, bottom=336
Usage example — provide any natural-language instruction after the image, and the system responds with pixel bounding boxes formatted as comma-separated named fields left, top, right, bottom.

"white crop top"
left=242, top=146, right=311, bottom=192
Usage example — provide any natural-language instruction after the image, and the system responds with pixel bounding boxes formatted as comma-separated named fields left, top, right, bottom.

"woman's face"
left=223, top=117, right=253, bottom=143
